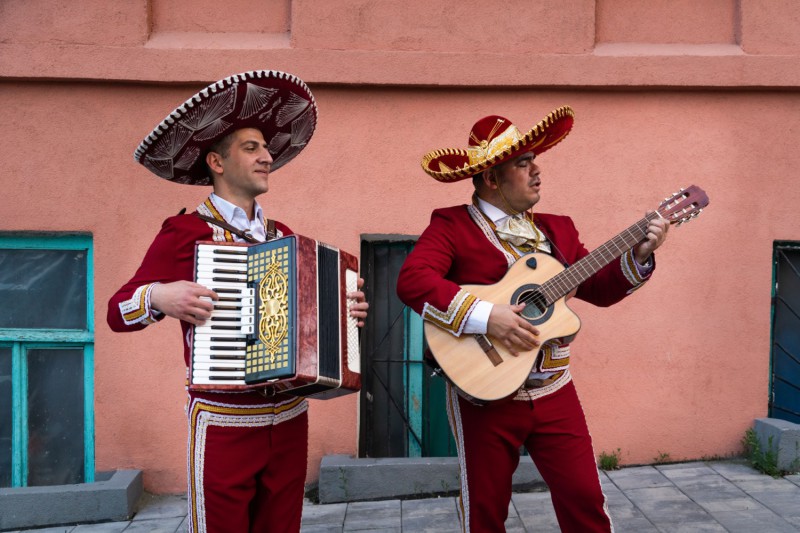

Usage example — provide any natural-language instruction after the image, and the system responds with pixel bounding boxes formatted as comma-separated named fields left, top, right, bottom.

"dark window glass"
left=27, top=349, right=84, bottom=486
left=0, top=249, right=87, bottom=329
left=0, top=348, right=11, bottom=487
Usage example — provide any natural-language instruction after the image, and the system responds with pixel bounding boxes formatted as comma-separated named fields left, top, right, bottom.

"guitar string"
left=515, top=215, right=657, bottom=311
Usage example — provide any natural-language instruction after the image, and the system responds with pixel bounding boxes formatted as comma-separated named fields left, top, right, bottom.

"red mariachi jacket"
left=396, top=204, right=652, bottom=338
left=107, top=204, right=291, bottom=368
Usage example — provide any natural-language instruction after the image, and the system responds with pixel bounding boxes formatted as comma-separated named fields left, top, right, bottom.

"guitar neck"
left=540, top=212, right=660, bottom=305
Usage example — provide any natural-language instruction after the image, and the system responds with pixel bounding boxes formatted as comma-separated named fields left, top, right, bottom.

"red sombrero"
left=134, top=70, right=317, bottom=185
left=421, top=105, right=574, bottom=183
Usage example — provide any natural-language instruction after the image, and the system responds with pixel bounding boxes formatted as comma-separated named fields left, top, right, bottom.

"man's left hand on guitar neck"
left=633, top=212, right=670, bottom=265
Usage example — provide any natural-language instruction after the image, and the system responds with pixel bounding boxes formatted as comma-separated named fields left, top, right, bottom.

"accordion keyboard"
left=192, top=245, right=255, bottom=385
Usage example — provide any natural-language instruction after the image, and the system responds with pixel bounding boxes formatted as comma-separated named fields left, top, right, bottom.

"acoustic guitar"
left=424, top=185, right=709, bottom=401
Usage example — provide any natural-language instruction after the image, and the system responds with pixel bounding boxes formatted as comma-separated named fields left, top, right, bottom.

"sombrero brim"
left=134, top=70, right=317, bottom=185
left=421, top=105, right=574, bottom=183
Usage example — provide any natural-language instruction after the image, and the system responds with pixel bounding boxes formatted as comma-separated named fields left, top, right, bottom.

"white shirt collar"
left=475, top=196, right=512, bottom=224
left=209, top=192, right=267, bottom=242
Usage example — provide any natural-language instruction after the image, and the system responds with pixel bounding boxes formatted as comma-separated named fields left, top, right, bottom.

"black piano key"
left=209, top=337, right=247, bottom=342
left=213, top=248, right=247, bottom=255
left=210, top=316, right=240, bottom=322
left=213, top=305, right=243, bottom=311
left=212, top=276, right=245, bottom=283
left=212, top=268, right=245, bottom=274
left=209, top=354, right=246, bottom=360
left=211, top=288, right=242, bottom=294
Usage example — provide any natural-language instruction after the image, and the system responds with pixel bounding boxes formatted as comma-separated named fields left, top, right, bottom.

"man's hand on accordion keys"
left=347, top=277, right=369, bottom=327
left=150, top=280, right=219, bottom=326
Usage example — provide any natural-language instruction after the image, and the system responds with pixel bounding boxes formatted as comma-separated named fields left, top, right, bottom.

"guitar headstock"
left=657, top=185, right=709, bottom=226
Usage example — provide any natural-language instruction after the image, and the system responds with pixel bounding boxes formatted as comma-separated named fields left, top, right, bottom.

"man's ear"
left=206, top=151, right=224, bottom=175
left=483, top=168, right=499, bottom=190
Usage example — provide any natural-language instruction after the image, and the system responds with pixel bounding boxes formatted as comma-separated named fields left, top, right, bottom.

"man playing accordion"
left=108, top=70, right=368, bottom=533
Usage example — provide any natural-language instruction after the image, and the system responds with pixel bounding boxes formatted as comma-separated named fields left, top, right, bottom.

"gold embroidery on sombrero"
left=467, top=122, right=524, bottom=166
left=421, top=105, right=575, bottom=183
left=119, top=283, right=159, bottom=325
left=187, top=396, right=307, bottom=532
left=437, top=161, right=454, bottom=173
left=198, top=197, right=234, bottom=242
left=422, top=289, right=478, bottom=337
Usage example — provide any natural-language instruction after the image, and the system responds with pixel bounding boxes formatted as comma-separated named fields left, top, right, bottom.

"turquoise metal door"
left=770, top=242, right=800, bottom=423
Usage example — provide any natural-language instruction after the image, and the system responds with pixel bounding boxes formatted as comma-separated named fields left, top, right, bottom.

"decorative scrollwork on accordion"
left=257, top=262, right=289, bottom=361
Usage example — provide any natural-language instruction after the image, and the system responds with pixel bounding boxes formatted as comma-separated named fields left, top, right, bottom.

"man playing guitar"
left=396, top=106, right=669, bottom=532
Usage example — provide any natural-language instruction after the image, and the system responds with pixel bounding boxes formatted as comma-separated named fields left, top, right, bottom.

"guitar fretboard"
left=537, top=211, right=661, bottom=308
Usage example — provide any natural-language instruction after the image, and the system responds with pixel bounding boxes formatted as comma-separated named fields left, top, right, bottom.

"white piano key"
left=191, top=376, right=247, bottom=385
left=196, top=250, right=247, bottom=262
left=193, top=369, right=245, bottom=379
left=192, top=360, right=245, bottom=369
left=197, top=245, right=248, bottom=255
left=192, top=349, right=246, bottom=358
left=195, top=324, right=254, bottom=335
left=196, top=264, right=248, bottom=274
left=193, top=336, right=247, bottom=345
left=197, top=277, right=248, bottom=286
left=197, top=274, right=248, bottom=283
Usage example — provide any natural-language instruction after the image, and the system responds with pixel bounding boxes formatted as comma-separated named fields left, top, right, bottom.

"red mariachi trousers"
left=186, top=394, right=309, bottom=533
left=447, top=380, right=612, bottom=533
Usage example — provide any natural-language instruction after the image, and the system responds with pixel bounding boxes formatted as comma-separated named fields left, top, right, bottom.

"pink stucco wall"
left=2, top=0, right=799, bottom=493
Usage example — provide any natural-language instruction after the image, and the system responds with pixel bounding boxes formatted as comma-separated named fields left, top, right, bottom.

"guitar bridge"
left=475, top=334, right=503, bottom=366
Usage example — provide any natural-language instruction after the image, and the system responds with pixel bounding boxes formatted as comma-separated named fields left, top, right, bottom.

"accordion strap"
left=193, top=212, right=268, bottom=244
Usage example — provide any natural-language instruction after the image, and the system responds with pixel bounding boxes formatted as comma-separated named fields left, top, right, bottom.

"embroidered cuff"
left=119, top=283, right=161, bottom=326
left=621, top=249, right=651, bottom=291
left=462, top=300, right=493, bottom=335
left=422, top=289, right=479, bottom=337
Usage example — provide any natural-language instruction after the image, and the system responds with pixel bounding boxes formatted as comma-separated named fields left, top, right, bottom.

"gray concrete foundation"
left=754, top=417, right=800, bottom=472
left=0, top=469, right=142, bottom=530
left=318, top=455, right=544, bottom=503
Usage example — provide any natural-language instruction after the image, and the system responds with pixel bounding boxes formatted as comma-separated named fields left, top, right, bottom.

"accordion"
left=189, top=235, right=361, bottom=399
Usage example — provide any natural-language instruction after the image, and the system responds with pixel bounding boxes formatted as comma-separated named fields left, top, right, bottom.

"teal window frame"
left=0, top=233, right=95, bottom=487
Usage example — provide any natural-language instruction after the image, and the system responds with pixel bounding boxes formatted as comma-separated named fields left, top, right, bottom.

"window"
left=0, top=233, right=94, bottom=487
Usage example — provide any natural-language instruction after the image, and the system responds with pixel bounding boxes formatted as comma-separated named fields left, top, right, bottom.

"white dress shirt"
left=209, top=192, right=268, bottom=242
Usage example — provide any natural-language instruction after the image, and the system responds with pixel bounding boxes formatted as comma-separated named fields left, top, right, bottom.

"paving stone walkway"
left=10, top=461, right=800, bottom=532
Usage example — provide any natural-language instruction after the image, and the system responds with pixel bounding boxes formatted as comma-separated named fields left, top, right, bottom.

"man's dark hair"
left=207, top=131, right=237, bottom=159
left=472, top=171, right=484, bottom=189
left=204, top=131, right=238, bottom=178
left=472, top=167, right=497, bottom=190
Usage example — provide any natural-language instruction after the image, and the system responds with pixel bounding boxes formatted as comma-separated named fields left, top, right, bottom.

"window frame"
left=0, top=233, right=95, bottom=487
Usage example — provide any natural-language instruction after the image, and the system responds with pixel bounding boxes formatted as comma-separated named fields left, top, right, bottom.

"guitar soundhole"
left=511, top=284, right=552, bottom=325
left=516, top=289, right=547, bottom=319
